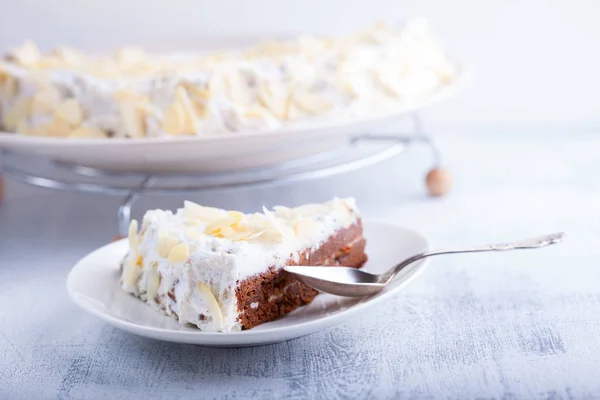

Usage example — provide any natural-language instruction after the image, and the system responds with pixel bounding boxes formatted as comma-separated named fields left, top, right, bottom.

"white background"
left=1, top=0, right=598, bottom=130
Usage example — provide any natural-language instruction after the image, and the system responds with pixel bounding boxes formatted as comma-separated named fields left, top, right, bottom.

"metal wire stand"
left=0, top=113, right=442, bottom=237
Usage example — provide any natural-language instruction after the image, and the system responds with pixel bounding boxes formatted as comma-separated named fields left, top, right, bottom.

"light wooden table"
left=1, top=130, right=598, bottom=399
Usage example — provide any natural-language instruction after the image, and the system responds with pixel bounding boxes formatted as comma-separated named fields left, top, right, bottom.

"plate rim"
left=66, top=220, right=430, bottom=345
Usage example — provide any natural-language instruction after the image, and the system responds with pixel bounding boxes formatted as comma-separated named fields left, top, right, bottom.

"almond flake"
left=197, top=282, right=224, bottom=330
left=185, top=84, right=211, bottom=101
left=3, top=97, right=32, bottom=131
left=123, top=254, right=141, bottom=288
left=1, top=75, right=18, bottom=99
left=146, top=266, right=160, bottom=302
left=227, top=211, right=244, bottom=223
left=244, top=230, right=266, bottom=241
left=54, top=99, right=83, bottom=125
left=262, top=206, right=292, bottom=240
left=31, top=90, right=61, bottom=115
left=232, top=221, right=249, bottom=232
left=31, top=117, right=71, bottom=137
left=205, top=216, right=237, bottom=235
left=183, top=201, right=228, bottom=221
left=175, top=86, right=199, bottom=133
left=294, top=217, right=317, bottom=237
left=227, top=230, right=254, bottom=241
left=10, top=41, right=41, bottom=66
left=162, top=102, right=187, bottom=135
left=69, top=126, right=107, bottom=138
left=156, top=230, right=180, bottom=258
left=119, top=102, right=145, bottom=138
left=219, top=226, right=236, bottom=238
left=227, top=71, right=251, bottom=105
left=50, top=47, right=81, bottom=65
left=128, top=219, right=139, bottom=249
left=243, top=105, right=269, bottom=119
left=114, top=47, right=146, bottom=65
left=260, top=229, right=284, bottom=243
left=168, top=243, right=190, bottom=264
left=292, top=91, right=333, bottom=115
left=257, top=82, right=289, bottom=118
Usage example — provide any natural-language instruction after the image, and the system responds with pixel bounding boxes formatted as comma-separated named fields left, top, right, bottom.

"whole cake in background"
left=0, top=18, right=455, bottom=139
left=121, top=198, right=367, bottom=332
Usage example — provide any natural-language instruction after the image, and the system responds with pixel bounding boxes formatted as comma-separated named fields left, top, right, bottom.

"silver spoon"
left=284, top=232, right=565, bottom=297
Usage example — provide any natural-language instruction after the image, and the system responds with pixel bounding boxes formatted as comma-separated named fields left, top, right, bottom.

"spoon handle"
left=379, top=232, right=565, bottom=283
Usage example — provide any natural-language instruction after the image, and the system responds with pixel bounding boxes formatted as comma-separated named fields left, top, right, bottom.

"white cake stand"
left=0, top=113, right=449, bottom=237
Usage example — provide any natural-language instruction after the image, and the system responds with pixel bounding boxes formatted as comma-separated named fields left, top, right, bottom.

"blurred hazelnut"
left=426, top=167, right=453, bottom=197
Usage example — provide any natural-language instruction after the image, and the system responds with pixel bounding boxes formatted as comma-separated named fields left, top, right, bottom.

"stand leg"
left=0, top=148, right=5, bottom=205
left=112, top=175, right=155, bottom=241
left=412, top=113, right=453, bottom=197
left=0, top=174, right=4, bottom=205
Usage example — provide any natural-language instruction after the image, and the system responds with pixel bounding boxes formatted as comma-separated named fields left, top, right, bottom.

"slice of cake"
left=120, top=197, right=367, bottom=332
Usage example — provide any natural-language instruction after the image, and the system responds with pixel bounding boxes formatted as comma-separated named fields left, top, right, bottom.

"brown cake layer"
left=235, top=220, right=367, bottom=330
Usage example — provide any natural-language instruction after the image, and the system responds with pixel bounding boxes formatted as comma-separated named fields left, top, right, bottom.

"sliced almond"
left=243, top=104, right=269, bottom=119
left=292, top=91, right=333, bottom=115
left=123, top=254, right=141, bottom=288
left=294, top=217, right=317, bottom=237
left=69, top=126, right=107, bottom=138
left=114, top=89, right=140, bottom=102
left=232, top=221, right=249, bottom=232
left=128, top=219, right=139, bottom=249
left=185, top=84, right=211, bottom=101
left=167, top=243, right=190, bottom=264
left=146, top=266, right=160, bottom=302
left=257, top=81, right=289, bottom=119
left=227, top=230, right=253, bottom=241
left=162, top=102, right=187, bottom=135
left=227, top=71, right=251, bottom=105
left=207, top=70, right=229, bottom=99
left=244, top=230, right=266, bottom=241
left=30, top=117, right=71, bottom=137
left=10, top=41, right=41, bottom=66
left=205, top=216, right=237, bottom=235
left=260, top=229, right=284, bottom=243
left=113, top=47, right=146, bottom=65
left=219, top=226, right=235, bottom=237
left=183, top=201, right=228, bottom=221
left=262, top=206, right=293, bottom=240
left=119, top=102, right=145, bottom=138
left=54, top=99, right=83, bottom=125
left=31, top=89, right=61, bottom=115
left=175, top=86, right=198, bottom=133
left=372, top=69, right=402, bottom=97
left=3, top=97, right=32, bottom=131
left=156, top=230, right=180, bottom=258
left=50, top=46, right=81, bottom=65
left=197, top=282, right=224, bottom=329
left=227, top=211, right=244, bottom=223
left=1, top=75, right=18, bottom=99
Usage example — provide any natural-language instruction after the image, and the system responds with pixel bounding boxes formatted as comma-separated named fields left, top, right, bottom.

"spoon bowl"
left=284, top=266, right=386, bottom=297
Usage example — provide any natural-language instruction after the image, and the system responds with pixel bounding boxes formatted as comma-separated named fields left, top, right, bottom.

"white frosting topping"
left=0, top=18, right=455, bottom=138
left=120, top=197, right=360, bottom=332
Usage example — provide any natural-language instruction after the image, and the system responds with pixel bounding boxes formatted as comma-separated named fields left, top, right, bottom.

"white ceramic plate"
left=0, top=72, right=461, bottom=173
left=67, top=221, right=430, bottom=347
